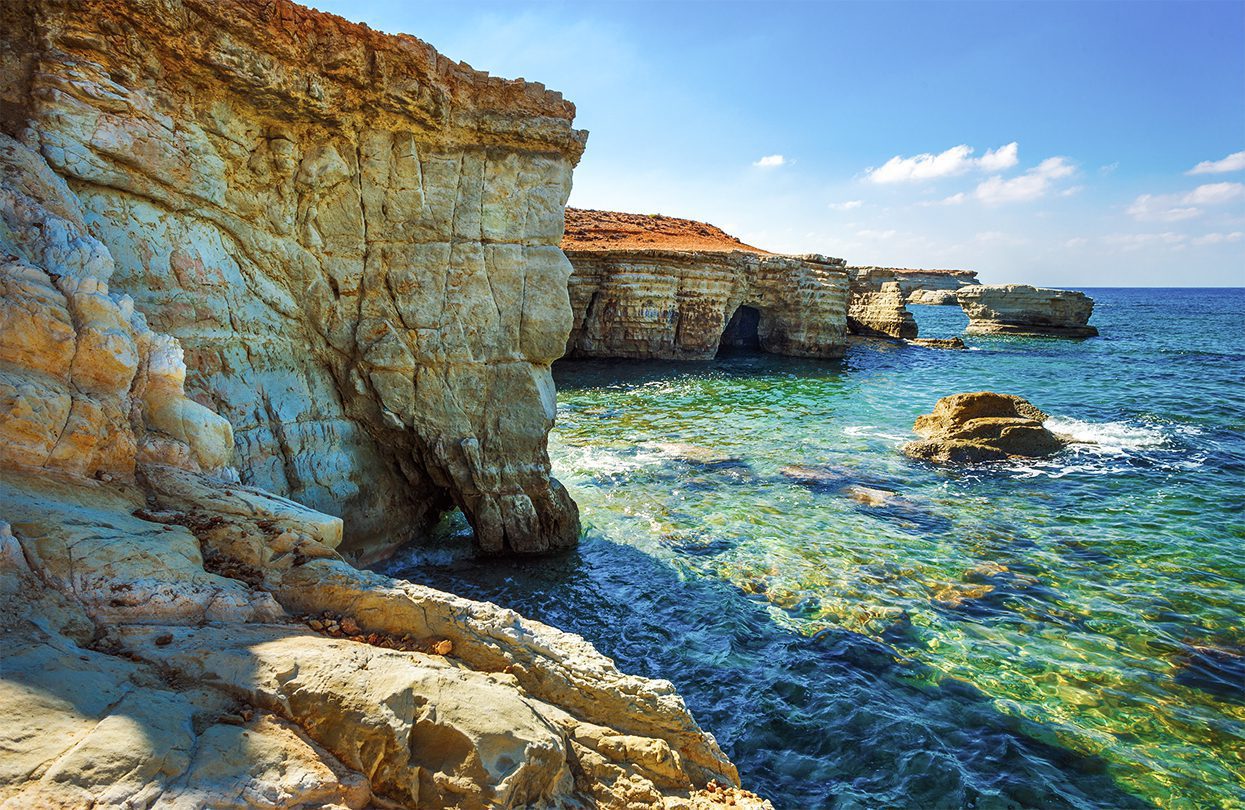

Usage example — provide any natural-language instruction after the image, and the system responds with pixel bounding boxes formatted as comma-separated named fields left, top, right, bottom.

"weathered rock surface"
left=908, top=337, right=966, bottom=350
left=563, top=211, right=848, bottom=359
left=890, top=268, right=979, bottom=303
left=0, top=114, right=767, bottom=809
left=907, top=288, right=961, bottom=306
left=958, top=285, right=1098, bottom=337
left=846, top=267, right=918, bottom=339
left=902, top=392, right=1068, bottom=464
left=2, top=0, right=586, bottom=558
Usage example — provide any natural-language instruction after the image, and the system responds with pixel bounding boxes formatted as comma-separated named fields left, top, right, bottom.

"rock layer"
left=562, top=211, right=848, bottom=360
left=890, top=268, right=979, bottom=302
left=958, top=285, right=1097, bottom=337
left=845, top=267, right=918, bottom=339
left=0, top=125, right=766, bottom=810
left=2, top=0, right=586, bottom=558
left=902, top=392, right=1067, bottom=464
left=566, top=249, right=850, bottom=360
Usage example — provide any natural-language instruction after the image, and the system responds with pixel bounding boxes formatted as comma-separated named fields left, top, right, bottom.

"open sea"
left=384, top=288, right=1245, bottom=809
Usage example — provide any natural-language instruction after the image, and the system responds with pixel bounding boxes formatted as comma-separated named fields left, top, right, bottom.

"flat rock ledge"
left=902, top=392, right=1068, bottom=464
left=957, top=285, right=1098, bottom=337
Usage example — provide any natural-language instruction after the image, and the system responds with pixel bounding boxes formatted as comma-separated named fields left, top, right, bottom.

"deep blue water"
left=385, top=288, right=1245, bottom=809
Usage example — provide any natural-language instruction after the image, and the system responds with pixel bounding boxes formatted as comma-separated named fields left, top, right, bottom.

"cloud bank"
left=866, top=142, right=1018, bottom=183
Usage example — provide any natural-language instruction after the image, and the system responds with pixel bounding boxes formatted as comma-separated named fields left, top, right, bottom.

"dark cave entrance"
left=716, top=305, right=762, bottom=356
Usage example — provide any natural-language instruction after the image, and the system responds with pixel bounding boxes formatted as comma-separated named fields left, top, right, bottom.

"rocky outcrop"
left=891, top=268, right=979, bottom=302
left=907, top=288, right=961, bottom=305
left=902, top=392, right=1068, bottom=464
left=845, top=267, right=918, bottom=339
left=2, top=0, right=586, bottom=558
left=563, top=211, right=849, bottom=360
left=958, top=285, right=1098, bottom=337
left=0, top=126, right=766, bottom=809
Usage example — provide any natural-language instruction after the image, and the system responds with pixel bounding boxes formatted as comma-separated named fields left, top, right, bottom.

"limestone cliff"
left=890, top=268, right=979, bottom=300
left=845, top=267, right=918, bottom=339
left=0, top=123, right=768, bottom=810
left=958, top=284, right=1098, bottom=337
left=1, top=0, right=585, bottom=559
left=562, top=209, right=849, bottom=360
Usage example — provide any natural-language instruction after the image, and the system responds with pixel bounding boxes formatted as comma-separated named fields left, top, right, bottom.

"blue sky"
left=308, top=1, right=1245, bottom=286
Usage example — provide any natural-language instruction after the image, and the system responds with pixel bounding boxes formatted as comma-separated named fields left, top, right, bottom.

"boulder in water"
left=902, top=392, right=1067, bottom=464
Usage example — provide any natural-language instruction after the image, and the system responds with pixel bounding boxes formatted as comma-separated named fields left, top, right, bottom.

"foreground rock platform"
left=902, top=392, right=1068, bottom=464
left=958, top=285, right=1098, bottom=337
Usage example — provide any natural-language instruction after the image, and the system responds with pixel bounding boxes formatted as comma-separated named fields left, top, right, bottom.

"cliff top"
left=562, top=208, right=770, bottom=254
left=848, top=266, right=978, bottom=277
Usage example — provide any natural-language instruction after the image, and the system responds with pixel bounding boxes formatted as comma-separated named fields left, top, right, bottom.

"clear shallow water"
left=385, top=288, right=1245, bottom=809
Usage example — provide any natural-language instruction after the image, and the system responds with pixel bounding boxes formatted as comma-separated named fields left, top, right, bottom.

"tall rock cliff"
left=562, top=209, right=850, bottom=360
left=845, top=267, right=919, bottom=339
left=1, top=0, right=584, bottom=559
left=0, top=13, right=769, bottom=809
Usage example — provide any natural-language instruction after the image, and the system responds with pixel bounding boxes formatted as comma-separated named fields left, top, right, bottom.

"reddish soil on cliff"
left=562, top=208, right=770, bottom=254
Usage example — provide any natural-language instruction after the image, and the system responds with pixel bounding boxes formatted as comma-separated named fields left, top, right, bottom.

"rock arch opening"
left=717, top=305, right=762, bottom=355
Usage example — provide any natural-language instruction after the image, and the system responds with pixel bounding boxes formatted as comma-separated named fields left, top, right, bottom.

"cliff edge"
left=2, top=0, right=586, bottom=559
left=0, top=23, right=768, bottom=810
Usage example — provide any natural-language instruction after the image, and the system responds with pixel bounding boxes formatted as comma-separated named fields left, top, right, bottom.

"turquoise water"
left=386, top=288, right=1245, bottom=809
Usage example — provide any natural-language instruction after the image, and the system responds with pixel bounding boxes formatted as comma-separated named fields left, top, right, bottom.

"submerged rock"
left=902, top=392, right=1068, bottom=464
left=958, top=285, right=1098, bottom=337
left=908, top=337, right=967, bottom=350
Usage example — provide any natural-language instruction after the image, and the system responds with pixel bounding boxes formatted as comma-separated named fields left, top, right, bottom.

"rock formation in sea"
left=902, top=392, right=1068, bottom=464
left=845, top=266, right=919, bottom=339
left=1, top=0, right=584, bottom=559
left=0, top=3, right=772, bottom=808
left=563, top=209, right=850, bottom=359
left=890, top=268, right=980, bottom=303
left=958, top=285, right=1098, bottom=337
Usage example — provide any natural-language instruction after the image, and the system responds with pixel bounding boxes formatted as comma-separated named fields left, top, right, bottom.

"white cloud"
left=1183, top=181, right=1245, bottom=205
left=973, top=157, right=1076, bottom=204
left=938, top=192, right=967, bottom=205
left=1191, top=231, right=1244, bottom=246
left=1127, top=182, right=1245, bottom=221
left=855, top=228, right=898, bottom=240
left=1099, top=162, right=1120, bottom=175
left=865, top=142, right=1018, bottom=183
left=1065, top=237, right=1090, bottom=248
left=1187, top=151, right=1245, bottom=175
left=754, top=154, right=786, bottom=168
left=829, top=199, right=862, bottom=210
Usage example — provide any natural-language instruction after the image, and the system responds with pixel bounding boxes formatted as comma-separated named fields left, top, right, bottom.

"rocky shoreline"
left=0, top=0, right=1100, bottom=806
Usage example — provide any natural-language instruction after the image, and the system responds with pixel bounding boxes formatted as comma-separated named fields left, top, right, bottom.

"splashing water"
left=386, top=289, right=1245, bottom=809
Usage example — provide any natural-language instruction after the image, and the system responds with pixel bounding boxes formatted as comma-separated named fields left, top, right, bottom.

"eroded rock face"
left=0, top=126, right=767, bottom=809
left=907, top=288, right=961, bottom=306
left=560, top=210, right=849, bottom=360
left=891, top=268, right=979, bottom=303
left=846, top=267, right=918, bottom=339
left=958, top=285, right=1097, bottom=337
left=566, top=249, right=850, bottom=360
left=902, top=392, right=1067, bottom=464
left=2, top=0, right=585, bottom=558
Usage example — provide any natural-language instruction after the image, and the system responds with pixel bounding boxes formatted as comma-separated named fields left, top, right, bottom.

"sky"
left=307, top=0, right=1245, bottom=286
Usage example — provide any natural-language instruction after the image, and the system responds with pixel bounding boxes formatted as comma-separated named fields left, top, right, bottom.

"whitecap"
left=1045, top=416, right=1169, bottom=454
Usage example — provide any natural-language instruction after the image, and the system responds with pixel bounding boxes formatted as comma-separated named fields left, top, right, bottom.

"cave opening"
left=716, top=305, right=762, bottom=356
